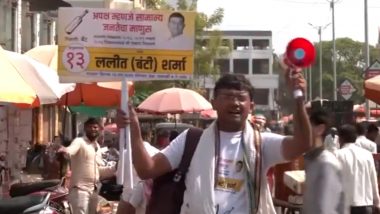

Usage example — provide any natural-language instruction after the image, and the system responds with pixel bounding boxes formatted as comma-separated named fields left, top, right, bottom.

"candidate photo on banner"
left=157, top=12, right=194, bottom=50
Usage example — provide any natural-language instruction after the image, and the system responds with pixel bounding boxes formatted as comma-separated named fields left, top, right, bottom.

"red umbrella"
left=137, top=88, right=212, bottom=114
left=365, top=76, right=380, bottom=105
left=200, top=109, right=217, bottom=119
left=104, top=123, right=118, bottom=133
left=353, top=105, right=380, bottom=117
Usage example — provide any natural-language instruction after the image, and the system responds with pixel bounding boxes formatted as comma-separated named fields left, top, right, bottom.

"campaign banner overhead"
left=57, top=7, right=195, bottom=83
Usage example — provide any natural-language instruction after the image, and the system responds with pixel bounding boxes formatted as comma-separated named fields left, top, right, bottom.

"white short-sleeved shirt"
left=336, top=143, right=380, bottom=207
left=122, top=142, right=159, bottom=203
left=162, top=129, right=285, bottom=213
left=356, top=136, right=377, bottom=153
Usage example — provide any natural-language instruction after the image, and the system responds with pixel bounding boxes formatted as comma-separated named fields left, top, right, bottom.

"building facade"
left=202, top=30, right=279, bottom=112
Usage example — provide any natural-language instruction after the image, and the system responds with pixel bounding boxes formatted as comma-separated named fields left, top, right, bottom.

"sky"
left=194, top=0, right=380, bottom=54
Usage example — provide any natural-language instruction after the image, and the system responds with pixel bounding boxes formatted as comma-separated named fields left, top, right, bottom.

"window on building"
left=221, top=39, right=231, bottom=48
left=0, top=3, right=13, bottom=50
left=274, top=89, right=278, bottom=100
left=200, top=39, right=209, bottom=49
left=252, top=59, right=269, bottom=74
left=252, top=39, right=270, bottom=50
left=233, top=59, right=249, bottom=74
left=233, top=39, right=249, bottom=50
left=254, top=89, right=269, bottom=105
left=214, top=59, right=230, bottom=74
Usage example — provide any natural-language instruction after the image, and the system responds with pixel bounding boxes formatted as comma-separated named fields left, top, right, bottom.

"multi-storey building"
left=202, top=30, right=279, bottom=112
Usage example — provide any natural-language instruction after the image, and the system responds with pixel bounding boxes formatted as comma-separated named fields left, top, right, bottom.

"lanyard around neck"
left=214, top=124, right=220, bottom=188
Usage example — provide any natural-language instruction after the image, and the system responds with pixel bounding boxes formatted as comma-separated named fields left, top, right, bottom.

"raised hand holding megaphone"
left=281, top=37, right=316, bottom=99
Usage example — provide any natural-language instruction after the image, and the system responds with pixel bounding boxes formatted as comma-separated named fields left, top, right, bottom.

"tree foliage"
left=145, top=0, right=172, bottom=10
left=314, top=38, right=379, bottom=103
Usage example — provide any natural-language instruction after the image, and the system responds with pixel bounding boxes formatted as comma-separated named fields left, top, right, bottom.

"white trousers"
left=68, top=188, right=98, bottom=214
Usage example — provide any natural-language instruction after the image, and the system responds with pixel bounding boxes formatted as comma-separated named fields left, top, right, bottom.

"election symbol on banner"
left=65, top=10, right=89, bottom=35
left=364, top=60, right=380, bottom=80
left=339, top=79, right=356, bottom=100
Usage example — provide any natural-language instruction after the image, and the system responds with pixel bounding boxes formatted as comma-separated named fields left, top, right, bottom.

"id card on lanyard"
left=214, top=124, right=262, bottom=214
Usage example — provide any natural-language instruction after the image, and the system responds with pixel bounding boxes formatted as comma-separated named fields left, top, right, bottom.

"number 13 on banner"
left=62, top=45, right=90, bottom=73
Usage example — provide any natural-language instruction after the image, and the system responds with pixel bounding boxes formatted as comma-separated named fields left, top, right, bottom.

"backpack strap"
left=173, top=128, right=203, bottom=182
left=252, top=124, right=262, bottom=214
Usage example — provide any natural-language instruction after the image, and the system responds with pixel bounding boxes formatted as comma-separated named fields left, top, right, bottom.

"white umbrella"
left=3, top=50, right=75, bottom=105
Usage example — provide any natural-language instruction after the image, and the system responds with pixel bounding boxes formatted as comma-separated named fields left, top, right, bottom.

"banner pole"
left=117, top=78, right=133, bottom=189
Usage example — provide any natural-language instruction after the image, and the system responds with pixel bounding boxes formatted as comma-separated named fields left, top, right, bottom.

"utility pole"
left=309, top=66, right=312, bottom=101
left=318, top=27, right=323, bottom=100
left=12, top=0, right=22, bottom=53
left=32, top=13, right=40, bottom=47
left=305, top=64, right=309, bottom=102
left=327, top=0, right=339, bottom=100
left=309, top=23, right=331, bottom=99
left=364, top=0, right=370, bottom=119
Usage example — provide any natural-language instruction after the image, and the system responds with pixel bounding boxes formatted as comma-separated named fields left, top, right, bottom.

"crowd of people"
left=28, top=67, right=380, bottom=214
left=114, top=73, right=380, bottom=214
left=116, top=70, right=312, bottom=214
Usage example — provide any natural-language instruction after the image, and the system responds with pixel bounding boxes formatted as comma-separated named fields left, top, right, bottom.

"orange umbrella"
left=137, top=88, right=212, bottom=114
left=58, top=82, right=134, bottom=107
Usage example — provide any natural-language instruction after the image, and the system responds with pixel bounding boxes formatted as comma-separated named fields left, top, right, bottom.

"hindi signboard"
left=57, top=8, right=196, bottom=82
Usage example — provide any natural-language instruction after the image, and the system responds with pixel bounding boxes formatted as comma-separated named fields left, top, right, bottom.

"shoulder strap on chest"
left=174, top=128, right=203, bottom=182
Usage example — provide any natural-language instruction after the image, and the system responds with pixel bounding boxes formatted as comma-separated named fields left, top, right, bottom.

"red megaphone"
left=281, top=38, right=316, bottom=99
left=285, top=37, right=316, bottom=68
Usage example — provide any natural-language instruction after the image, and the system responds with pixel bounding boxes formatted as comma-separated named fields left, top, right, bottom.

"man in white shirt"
left=366, top=124, right=379, bottom=151
left=336, top=124, right=380, bottom=214
left=116, top=126, right=159, bottom=214
left=303, top=110, right=345, bottom=214
left=324, top=127, right=340, bottom=152
left=355, top=123, right=377, bottom=153
left=116, top=71, right=312, bottom=213
left=59, top=118, right=116, bottom=214
left=253, top=114, right=272, bottom=133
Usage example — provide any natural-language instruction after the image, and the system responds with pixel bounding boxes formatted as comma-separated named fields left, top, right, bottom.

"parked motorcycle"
left=8, top=178, right=71, bottom=214
left=0, top=192, right=54, bottom=214
left=99, top=176, right=123, bottom=202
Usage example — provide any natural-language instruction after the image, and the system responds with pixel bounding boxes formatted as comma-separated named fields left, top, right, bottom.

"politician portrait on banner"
left=156, top=12, right=194, bottom=50
left=57, top=8, right=196, bottom=83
